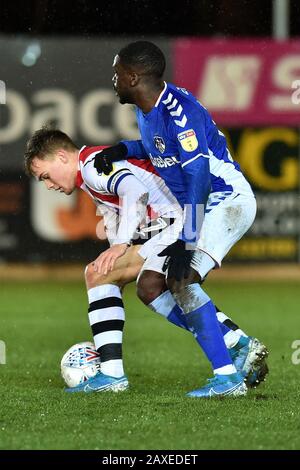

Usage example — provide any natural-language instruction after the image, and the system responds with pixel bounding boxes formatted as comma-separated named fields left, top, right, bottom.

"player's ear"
left=57, top=149, right=68, bottom=164
left=130, top=72, right=139, bottom=87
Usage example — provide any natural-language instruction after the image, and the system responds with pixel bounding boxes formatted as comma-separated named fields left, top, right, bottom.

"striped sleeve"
left=82, top=161, right=133, bottom=195
left=106, top=168, right=134, bottom=194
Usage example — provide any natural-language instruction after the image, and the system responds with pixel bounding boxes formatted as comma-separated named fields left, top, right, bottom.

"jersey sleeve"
left=82, top=160, right=134, bottom=194
left=171, top=100, right=210, bottom=169
left=83, top=160, right=149, bottom=245
left=115, top=177, right=149, bottom=245
left=97, top=204, right=119, bottom=246
left=170, top=101, right=211, bottom=244
left=121, top=139, right=149, bottom=160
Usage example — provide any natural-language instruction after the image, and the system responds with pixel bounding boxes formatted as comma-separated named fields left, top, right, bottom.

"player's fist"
left=158, top=239, right=194, bottom=282
left=93, top=143, right=128, bottom=175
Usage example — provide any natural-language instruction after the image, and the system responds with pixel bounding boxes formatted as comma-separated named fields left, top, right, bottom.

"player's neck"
left=136, top=82, right=165, bottom=114
left=71, top=150, right=80, bottom=187
left=71, top=149, right=80, bottom=171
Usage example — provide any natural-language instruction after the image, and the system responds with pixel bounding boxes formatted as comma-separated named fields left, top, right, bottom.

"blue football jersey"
left=122, top=82, right=253, bottom=242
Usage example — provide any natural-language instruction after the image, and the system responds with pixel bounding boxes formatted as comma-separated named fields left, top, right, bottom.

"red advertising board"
left=173, top=39, right=300, bottom=125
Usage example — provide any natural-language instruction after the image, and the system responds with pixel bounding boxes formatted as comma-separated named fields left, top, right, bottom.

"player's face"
left=31, top=153, right=76, bottom=195
left=112, top=54, right=133, bottom=104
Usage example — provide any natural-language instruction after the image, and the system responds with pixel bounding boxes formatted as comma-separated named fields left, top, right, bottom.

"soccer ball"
left=61, top=341, right=101, bottom=388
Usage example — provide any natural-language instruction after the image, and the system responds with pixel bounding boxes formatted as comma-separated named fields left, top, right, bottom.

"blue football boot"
left=65, top=372, right=129, bottom=393
left=187, top=372, right=247, bottom=398
left=229, top=336, right=269, bottom=388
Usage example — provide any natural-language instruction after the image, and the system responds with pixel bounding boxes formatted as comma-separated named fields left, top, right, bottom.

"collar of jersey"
left=140, top=82, right=167, bottom=119
left=154, top=81, right=167, bottom=107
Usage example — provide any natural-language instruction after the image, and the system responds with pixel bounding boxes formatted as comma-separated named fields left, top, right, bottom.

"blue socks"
left=185, top=300, right=233, bottom=370
left=149, top=286, right=234, bottom=371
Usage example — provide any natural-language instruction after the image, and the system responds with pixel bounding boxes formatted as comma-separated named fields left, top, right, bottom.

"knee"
left=85, top=263, right=97, bottom=288
left=166, top=277, right=192, bottom=298
left=166, top=271, right=205, bottom=313
left=84, top=263, right=108, bottom=289
left=137, top=271, right=166, bottom=305
left=166, top=268, right=202, bottom=295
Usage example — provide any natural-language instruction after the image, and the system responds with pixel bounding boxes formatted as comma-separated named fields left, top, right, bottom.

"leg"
left=190, top=194, right=268, bottom=387
left=67, top=245, right=143, bottom=393
left=85, top=245, right=143, bottom=378
left=138, top=253, right=239, bottom=376
left=192, top=250, right=248, bottom=348
left=85, top=244, right=143, bottom=290
left=138, top=270, right=192, bottom=329
left=166, top=268, right=246, bottom=397
left=167, top=268, right=236, bottom=372
left=137, top=268, right=247, bottom=347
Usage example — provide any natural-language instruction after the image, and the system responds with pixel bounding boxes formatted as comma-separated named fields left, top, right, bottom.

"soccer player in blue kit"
left=94, top=41, right=268, bottom=398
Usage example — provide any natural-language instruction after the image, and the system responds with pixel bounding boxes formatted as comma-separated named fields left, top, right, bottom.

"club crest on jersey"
left=177, top=129, right=198, bottom=152
left=154, top=136, right=165, bottom=154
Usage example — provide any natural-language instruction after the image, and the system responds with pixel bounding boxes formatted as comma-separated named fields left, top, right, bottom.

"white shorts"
left=137, top=216, right=182, bottom=277
left=138, top=191, right=256, bottom=279
left=192, top=191, right=257, bottom=270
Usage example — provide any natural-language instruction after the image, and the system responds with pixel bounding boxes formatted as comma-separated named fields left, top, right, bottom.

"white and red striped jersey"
left=76, top=146, right=182, bottom=245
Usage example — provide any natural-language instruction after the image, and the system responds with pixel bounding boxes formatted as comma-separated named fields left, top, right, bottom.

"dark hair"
left=24, top=127, right=78, bottom=176
left=118, top=41, right=166, bottom=79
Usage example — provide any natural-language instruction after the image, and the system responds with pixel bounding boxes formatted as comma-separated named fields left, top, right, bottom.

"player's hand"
left=93, top=143, right=128, bottom=175
left=158, top=239, right=194, bottom=282
left=93, top=243, right=128, bottom=276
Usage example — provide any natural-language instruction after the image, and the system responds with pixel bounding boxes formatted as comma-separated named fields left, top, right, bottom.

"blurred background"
left=1, top=2, right=300, bottom=451
left=1, top=0, right=300, bottom=267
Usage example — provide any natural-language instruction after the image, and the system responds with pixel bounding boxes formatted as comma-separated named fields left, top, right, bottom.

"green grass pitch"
left=0, top=278, right=300, bottom=450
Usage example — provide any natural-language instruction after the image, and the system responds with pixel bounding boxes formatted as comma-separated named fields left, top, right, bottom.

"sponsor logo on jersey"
left=177, top=129, right=198, bottom=152
left=153, top=136, right=166, bottom=154
left=149, top=155, right=180, bottom=168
